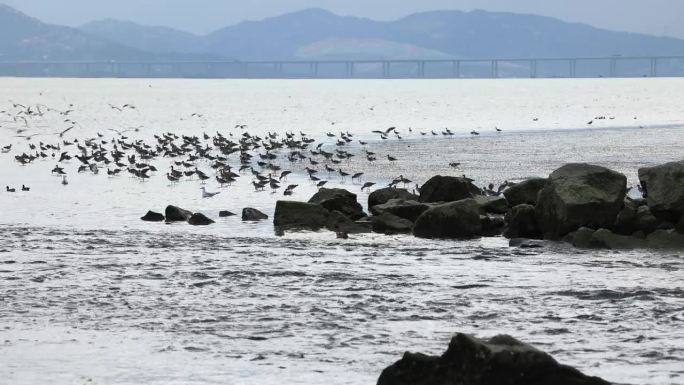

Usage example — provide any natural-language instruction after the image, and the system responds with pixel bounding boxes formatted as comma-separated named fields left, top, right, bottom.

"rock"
left=165, top=205, right=193, bottom=222
left=418, top=175, right=482, bottom=203
left=589, top=228, right=646, bottom=249
left=326, top=211, right=372, bottom=234
left=613, top=199, right=639, bottom=235
left=509, top=238, right=545, bottom=248
left=369, top=212, right=414, bottom=234
left=504, top=204, right=541, bottom=239
left=572, top=227, right=596, bottom=248
left=219, top=210, right=236, bottom=217
left=140, top=210, right=165, bottom=222
left=309, top=188, right=366, bottom=220
left=638, top=160, right=684, bottom=222
left=188, top=213, right=215, bottom=226
left=646, top=229, right=684, bottom=249
left=242, top=207, right=268, bottom=221
left=413, top=199, right=482, bottom=239
left=503, top=178, right=548, bottom=206
left=634, top=205, right=660, bottom=234
left=370, top=199, right=430, bottom=222
left=536, top=163, right=627, bottom=239
left=480, top=215, right=504, bottom=237
left=273, top=201, right=330, bottom=230
left=368, top=188, right=418, bottom=208
left=473, top=195, right=508, bottom=214
left=377, top=333, right=610, bottom=385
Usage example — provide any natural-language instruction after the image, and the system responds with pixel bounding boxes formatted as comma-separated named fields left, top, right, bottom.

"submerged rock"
left=536, top=163, right=626, bottom=239
left=219, top=210, right=236, bottom=217
left=480, top=214, right=505, bottom=237
left=589, top=228, right=646, bottom=249
left=368, top=188, right=418, bottom=208
left=242, top=207, right=268, bottom=221
left=140, top=210, right=165, bottom=222
left=309, top=188, right=366, bottom=220
left=273, top=200, right=330, bottom=230
left=165, top=205, right=193, bottom=222
left=327, top=211, right=372, bottom=234
left=503, top=178, right=548, bottom=206
left=413, top=199, right=482, bottom=239
left=370, top=199, right=430, bottom=222
left=188, top=213, right=214, bottom=226
left=377, top=333, right=609, bottom=385
left=638, top=160, right=684, bottom=222
left=418, top=175, right=482, bottom=203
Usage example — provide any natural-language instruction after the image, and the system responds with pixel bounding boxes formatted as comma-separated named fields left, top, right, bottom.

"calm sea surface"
left=0, top=78, right=683, bottom=385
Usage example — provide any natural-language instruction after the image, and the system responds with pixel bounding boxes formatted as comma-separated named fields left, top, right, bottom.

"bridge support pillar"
left=569, top=59, right=577, bottom=78
left=417, top=61, right=426, bottom=78
left=609, top=58, right=617, bottom=77
left=491, top=60, right=499, bottom=78
left=530, top=60, right=538, bottom=78
left=650, top=58, right=658, bottom=77
left=382, top=61, right=390, bottom=78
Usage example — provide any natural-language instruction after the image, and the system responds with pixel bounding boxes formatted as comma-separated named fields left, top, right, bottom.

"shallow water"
left=0, top=78, right=683, bottom=385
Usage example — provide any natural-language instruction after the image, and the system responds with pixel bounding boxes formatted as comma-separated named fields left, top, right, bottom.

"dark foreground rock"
left=504, top=204, right=540, bottom=239
left=309, top=188, right=366, bottom=220
left=165, top=205, right=193, bottom=222
left=536, top=163, right=626, bottom=239
left=188, top=213, right=215, bottom=226
left=327, top=211, right=372, bottom=234
left=369, top=212, right=414, bottom=234
left=368, top=188, right=419, bottom=208
left=413, top=199, right=482, bottom=239
left=274, top=201, right=330, bottom=230
left=473, top=195, right=508, bottom=214
left=503, top=178, right=548, bottom=206
left=377, top=333, right=609, bottom=385
left=242, top=207, right=268, bottom=221
left=141, top=210, right=165, bottom=222
left=219, top=210, right=236, bottom=217
left=370, top=199, right=430, bottom=222
left=638, top=160, right=684, bottom=222
left=419, top=175, right=482, bottom=203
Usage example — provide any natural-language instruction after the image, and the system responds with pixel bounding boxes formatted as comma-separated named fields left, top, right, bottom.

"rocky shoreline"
left=143, top=160, right=684, bottom=250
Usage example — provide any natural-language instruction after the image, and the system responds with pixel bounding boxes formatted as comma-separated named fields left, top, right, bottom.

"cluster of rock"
left=377, top=333, right=609, bottom=385
left=141, top=205, right=267, bottom=226
left=272, top=160, right=684, bottom=250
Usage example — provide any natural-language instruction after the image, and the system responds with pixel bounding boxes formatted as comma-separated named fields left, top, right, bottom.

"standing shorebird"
left=200, top=187, right=220, bottom=198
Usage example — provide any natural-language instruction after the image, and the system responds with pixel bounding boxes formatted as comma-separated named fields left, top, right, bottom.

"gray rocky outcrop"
left=413, top=199, right=482, bottom=239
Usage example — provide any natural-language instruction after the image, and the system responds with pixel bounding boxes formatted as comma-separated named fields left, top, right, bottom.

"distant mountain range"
left=3, top=3, right=684, bottom=62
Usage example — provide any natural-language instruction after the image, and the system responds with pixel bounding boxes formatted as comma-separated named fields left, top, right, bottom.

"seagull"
left=449, top=162, right=461, bottom=168
left=1, top=144, right=11, bottom=153
left=21, top=185, right=30, bottom=191
left=200, top=187, right=220, bottom=198
left=6, top=186, right=15, bottom=192
left=361, top=182, right=375, bottom=191
left=470, top=130, right=480, bottom=136
left=61, top=176, right=68, bottom=185
left=495, top=127, right=502, bottom=132
left=387, top=155, right=397, bottom=162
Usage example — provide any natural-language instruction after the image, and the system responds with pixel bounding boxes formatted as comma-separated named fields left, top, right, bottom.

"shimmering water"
left=0, top=78, right=683, bottom=385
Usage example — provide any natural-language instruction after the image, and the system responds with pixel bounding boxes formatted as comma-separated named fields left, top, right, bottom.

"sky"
left=4, top=0, right=684, bottom=39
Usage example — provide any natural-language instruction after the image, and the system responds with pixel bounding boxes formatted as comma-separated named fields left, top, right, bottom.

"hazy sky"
left=5, top=0, right=684, bottom=39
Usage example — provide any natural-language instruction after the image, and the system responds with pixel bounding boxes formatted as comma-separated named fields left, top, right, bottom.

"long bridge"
left=1, top=56, right=683, bottom=79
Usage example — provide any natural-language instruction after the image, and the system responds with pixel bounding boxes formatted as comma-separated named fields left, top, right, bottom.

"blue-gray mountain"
left=2, top=4, right=684, bottom=61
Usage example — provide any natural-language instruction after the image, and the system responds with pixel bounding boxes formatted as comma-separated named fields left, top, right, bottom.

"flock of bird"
left=2, top=101, right=636, bottom=199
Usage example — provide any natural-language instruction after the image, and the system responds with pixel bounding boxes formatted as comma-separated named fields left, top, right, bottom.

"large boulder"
left=368, top=188, right=418, bottom=208
left=377, top=333, right=609, bottom=385
left=165, top=205, right=193, bottom=222
left=638, top=160, right=684, bottom=222
left=535, top=164, right=627, bottom=239
left=473, top=195, right=508, bottom=214
left=309, top=188, right=366, bottom=220
left=504, top=204, right=541, bottom=239
left=369, top=212, right=414, bottom=234
left=242, top=207, right=268, bottom=221
left=370, top=199, right=430, bottom=222
left=503, top=178, right=548, bottom=206
left=646, top=229, right=684, bottom=249
left=273, top=200, right=330, bottom=230
left=480, top=215, right=505, bottom=237
left=188, top=213, right=215, bottom=226
left=418, top=175, right=482, bottom=203
left=141, top=210, right=165, bottom=222
left=413, top=199, right=482, bottom=239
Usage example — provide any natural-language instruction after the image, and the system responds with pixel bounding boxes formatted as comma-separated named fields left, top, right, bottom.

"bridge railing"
left=0, top=56, right=683, bottom=79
